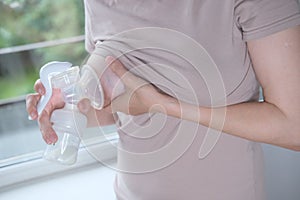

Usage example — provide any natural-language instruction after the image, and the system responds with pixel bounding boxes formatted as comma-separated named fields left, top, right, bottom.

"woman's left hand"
left=104, top=56, right=178, bottom=116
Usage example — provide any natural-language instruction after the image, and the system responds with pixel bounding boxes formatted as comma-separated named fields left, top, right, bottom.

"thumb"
left=34, top=79, right=45, bottom=95
left=102, top=103, right=113, bottom=114
left=105, top=56, right=128, bottom=78
left=102, top=96, right=121, bottom=114
left=77, top=98, right=92, bottom=115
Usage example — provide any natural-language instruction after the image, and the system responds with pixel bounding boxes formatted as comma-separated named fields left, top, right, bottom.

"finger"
left=78, top=98, right=100, bottom=127
left=34, top=79, right=45, bottom=95
left=109, top=91, right=133, bottom=114
left=105, top=56, right=148, bottom=90
left=77, top=98, right=92, bottom=115
left=26, top=93, right=41, bottom=120
left=42, top=88, right=65, bottom=116
left=102, top=103, right=113, bottom=114
left=38, top=109, right=58, bottom=144
left=105, top=56, right=128, bottom=78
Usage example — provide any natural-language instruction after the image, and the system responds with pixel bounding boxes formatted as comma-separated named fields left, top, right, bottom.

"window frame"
left=0, top=129, right=118, bottom=190
left=0, top=37, right=118, bottom=190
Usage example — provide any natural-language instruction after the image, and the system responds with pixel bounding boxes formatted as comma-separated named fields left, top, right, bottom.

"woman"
left=27, top=0, right=300, bottom=199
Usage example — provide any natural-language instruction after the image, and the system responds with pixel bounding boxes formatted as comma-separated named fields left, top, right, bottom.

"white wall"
left=263, top=145, right=300, bottom=200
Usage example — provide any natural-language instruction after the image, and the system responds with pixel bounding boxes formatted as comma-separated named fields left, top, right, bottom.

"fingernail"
left=38, top=88, right=44, bottom=95
left=30, top=111, right=37, bottom=119
left=78, top=100, right=90, bottom=113
left=50, top=134, right=57, bottom=144
left=46, top=138, right=52, bottom=145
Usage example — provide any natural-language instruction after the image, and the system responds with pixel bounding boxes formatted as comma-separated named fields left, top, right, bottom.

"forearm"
left=165, top=100, right=300, bottom=151
left=165, top=26, right=300, bottom=151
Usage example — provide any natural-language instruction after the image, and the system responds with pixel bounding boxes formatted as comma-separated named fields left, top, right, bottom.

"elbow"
left=279, top=139, right=300, bottom=152
left=292, top=123, right=300, bottom=151
left=289, top=144, right=300, bottom=152
left=287, top=128, right=300, bottom=152
left=274, top=124, right=300, bottom=152
left=290, top=137, right=300, bottom=152
left=278, top=142, right=300, bottom=152
left=289, top=145, right=300, bottom=152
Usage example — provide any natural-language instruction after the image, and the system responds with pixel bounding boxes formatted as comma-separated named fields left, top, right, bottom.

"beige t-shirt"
left=84, top=0, right=300, bottom=199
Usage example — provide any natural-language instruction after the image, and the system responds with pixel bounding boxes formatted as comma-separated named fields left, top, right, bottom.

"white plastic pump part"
left=36, top=61, right=73, bottom=115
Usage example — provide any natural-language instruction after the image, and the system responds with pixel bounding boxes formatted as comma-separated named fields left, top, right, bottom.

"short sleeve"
left=234, top=0, right=300, bottom=41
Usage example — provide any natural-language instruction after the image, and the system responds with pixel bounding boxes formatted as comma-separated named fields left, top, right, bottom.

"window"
left=0, top=0, right=117, bottom=189
left=0, top=0, right=86, bottom=99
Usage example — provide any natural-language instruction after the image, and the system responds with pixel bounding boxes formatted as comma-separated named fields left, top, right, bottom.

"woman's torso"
left=84, top=0, right=265, bottom=199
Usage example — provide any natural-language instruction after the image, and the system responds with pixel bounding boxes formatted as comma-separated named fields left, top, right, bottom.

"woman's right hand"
left=26, top=78, right=117, bottom=145
left=26, top=79, right=65, bottom=144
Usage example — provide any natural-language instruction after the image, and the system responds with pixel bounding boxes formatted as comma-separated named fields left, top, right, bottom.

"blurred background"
left=0, top=0, right=88, bottom=164
left=0, top=0, right=87, bottom=100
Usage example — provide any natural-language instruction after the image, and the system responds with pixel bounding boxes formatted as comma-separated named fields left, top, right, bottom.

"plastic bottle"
left=36, top=59, right=124, bottom=165
left=37, top=63, right=87, bottom=165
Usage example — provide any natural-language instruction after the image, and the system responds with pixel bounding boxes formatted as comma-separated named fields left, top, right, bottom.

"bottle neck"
left=64, top=103, right=78, bottom=111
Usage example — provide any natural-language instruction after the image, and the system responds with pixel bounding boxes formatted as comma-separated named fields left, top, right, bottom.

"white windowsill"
left=0, top=161, right=117, bottom=200
left=0, top=127, right=119, bottom=200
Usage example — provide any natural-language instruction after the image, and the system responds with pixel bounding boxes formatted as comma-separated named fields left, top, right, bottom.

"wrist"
left=158, top=95, right=181, bottom=118
left=160, top=96, right=204, bottom=124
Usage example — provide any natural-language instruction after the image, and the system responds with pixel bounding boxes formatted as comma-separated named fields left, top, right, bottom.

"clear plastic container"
left=43, top=104, right=86, bottom=165
left=43, top=67, right=87, bottom=165
left=38, top=57, right=124, bottom=165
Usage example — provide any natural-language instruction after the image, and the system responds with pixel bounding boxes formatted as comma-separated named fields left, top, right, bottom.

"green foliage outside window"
left=0, top=0, right=87, bottom=100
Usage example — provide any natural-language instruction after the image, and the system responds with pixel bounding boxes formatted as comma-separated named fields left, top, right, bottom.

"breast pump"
left=35, top=56, right=124, bottom=165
